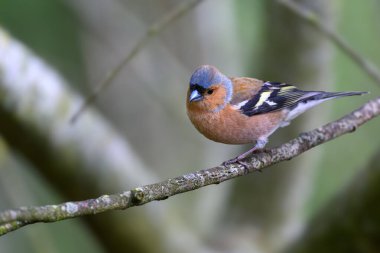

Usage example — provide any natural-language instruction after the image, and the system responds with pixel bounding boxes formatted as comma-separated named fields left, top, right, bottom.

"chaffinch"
left=186, top=65, right=366, bottom=164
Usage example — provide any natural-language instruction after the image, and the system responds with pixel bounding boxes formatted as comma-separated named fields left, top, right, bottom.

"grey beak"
left=189, top=90, right=203, bottom=102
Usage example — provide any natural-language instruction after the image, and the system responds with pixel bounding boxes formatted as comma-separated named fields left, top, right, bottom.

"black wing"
left=239, top=82, right=313, bottom=116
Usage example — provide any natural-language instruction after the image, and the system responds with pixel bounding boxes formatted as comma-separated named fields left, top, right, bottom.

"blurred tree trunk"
left=231, top=0, right=335, bottom=251
left=285, top=146, right=380, bottom=253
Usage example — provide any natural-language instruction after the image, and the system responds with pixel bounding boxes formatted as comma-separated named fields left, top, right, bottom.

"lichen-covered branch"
left=1, top=96, right=379, bottom=236
left=0, top=221, right=25, bottom=235
left=279, top=0, right=380, bottom=85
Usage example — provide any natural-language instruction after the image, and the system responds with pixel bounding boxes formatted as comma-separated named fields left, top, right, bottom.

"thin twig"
left=279, top=0, right=380, bottom=85
left=1, top=96, right=380, bottom=236
left=70, top=0, right=204, bottom=123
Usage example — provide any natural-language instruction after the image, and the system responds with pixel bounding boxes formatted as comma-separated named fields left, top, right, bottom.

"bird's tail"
left=283, top=90, right=368, bottom=123
left=295, top=90, right=368, bottom=107
left=312, top=91, right=368, bottom=100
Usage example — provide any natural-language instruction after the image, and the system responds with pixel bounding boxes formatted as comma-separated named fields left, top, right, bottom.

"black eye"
left=207, top=89, right=214, bottom=95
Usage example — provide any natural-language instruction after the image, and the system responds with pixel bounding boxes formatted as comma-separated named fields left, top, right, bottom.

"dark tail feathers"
left=309, top=91, right=368, bottom=101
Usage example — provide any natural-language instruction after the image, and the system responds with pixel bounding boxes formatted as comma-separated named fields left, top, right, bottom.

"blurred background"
left=0, top=0, right=379, bottom=252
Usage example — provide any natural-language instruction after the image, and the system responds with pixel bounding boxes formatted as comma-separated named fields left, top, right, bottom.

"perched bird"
left=186, top=65, right=366, bottom=164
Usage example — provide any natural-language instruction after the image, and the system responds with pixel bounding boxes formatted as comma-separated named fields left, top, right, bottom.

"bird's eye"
left=207, top=89, right=214, bottom=95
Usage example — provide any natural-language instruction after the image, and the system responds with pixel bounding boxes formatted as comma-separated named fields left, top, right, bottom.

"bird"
left=186, top=65, right=367, bottom=165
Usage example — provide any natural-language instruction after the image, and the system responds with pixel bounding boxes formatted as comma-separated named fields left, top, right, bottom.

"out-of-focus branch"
left=0, top=26, right=154, bottom=197
left=0, top=26, right=162, bottom=252
left=70, top=0, right=204, bottom=123
left=0, top=221, right=25, bottom=235
left=279, top=0, right=380, bottom=85
left=1, top=96, right=379, bottom=236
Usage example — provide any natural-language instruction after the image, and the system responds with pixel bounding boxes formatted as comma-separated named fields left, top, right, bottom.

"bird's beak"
left=189, top=90, right=203, bottom=102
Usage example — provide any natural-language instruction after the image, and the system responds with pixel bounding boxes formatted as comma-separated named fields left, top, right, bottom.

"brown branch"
left=1, top=97, right=379, bottom=236
left=279, top=0, right=380, bottom=85
left=70, top=0, right=204, bottom=123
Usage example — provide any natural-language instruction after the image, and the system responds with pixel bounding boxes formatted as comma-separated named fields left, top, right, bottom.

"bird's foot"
left=222, top=158, right=250, bottom=174
left=222, top=147, right=264, bottom=174
left=222, top=147, right=267, bottom=174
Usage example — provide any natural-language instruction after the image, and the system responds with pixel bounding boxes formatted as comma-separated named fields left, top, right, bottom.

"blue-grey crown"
left=188, top=65, right=233, bottom=108
left=189, top=65, right=224, bottom=88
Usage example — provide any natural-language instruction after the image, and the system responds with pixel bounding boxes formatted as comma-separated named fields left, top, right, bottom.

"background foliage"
left=0, top=0, right=379, bottom=252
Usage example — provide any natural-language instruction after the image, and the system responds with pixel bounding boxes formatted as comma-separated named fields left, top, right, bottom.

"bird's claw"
left=222, top=147, right=268, bottom=173
left=222, top=158, right=237, bottom=166
left=222, top=157, right=250, bottom=174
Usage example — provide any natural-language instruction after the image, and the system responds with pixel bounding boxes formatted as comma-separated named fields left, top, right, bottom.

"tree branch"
left=1, top=96, right=379, bottom=236
left=279, top=0, right=380, bottom=85
left=0, top=221, right=25, bottom=235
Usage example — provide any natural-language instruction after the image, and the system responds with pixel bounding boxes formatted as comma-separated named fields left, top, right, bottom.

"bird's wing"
left=232, top=80, right=313, bottom=117
left=229, top=77, right=265, bottom=105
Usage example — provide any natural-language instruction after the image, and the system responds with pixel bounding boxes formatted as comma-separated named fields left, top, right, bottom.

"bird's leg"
left=222, top=146, right=260, bottom=167
left=222, top=139, right=268, bottom=172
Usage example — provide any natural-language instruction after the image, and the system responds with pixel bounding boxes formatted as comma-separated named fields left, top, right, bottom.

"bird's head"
left=187, top=65, right=233, bottom=112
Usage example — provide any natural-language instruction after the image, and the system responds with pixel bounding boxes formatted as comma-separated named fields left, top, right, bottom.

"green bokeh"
left=0, top=0, right=85, bottom=88
left=307, top=0, right=380, bottom=217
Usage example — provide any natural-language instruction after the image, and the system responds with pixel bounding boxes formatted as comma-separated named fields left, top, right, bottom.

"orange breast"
left=187, top=104, right=285, bottom=144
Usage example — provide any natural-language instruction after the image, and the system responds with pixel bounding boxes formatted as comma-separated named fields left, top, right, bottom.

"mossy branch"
left=1, top=96, right=379, bottom=236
